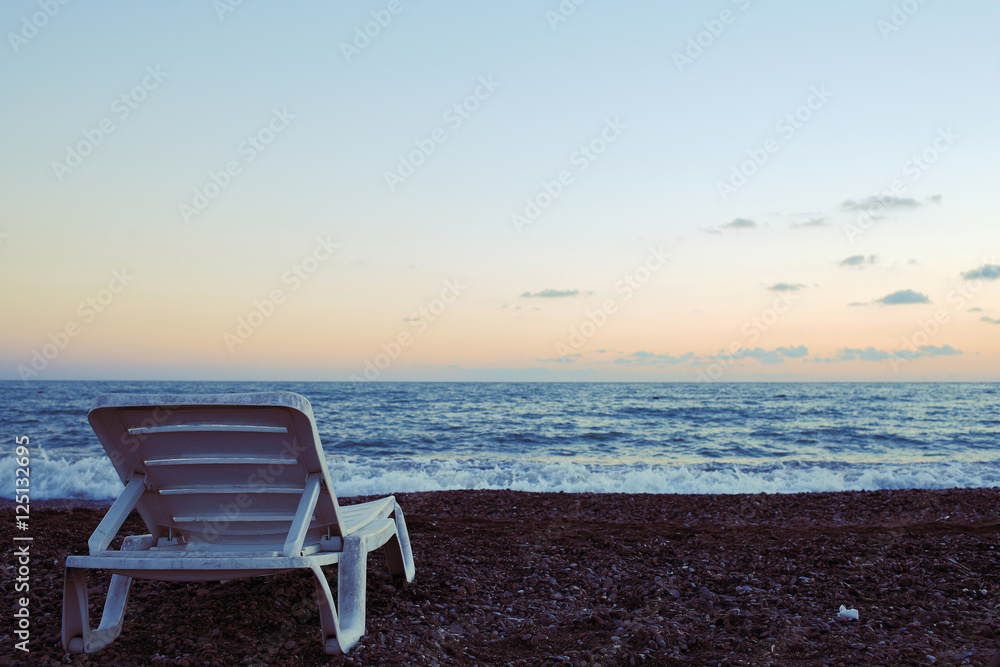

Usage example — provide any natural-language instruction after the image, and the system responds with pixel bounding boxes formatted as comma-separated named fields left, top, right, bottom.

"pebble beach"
left=4, top=488, right=1000, bottom=666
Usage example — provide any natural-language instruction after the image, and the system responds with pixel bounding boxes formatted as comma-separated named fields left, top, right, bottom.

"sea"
left=2, top=381, right=998, bottom=500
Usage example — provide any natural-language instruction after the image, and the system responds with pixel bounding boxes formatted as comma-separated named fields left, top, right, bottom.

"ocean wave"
left=326, top=457, right=1000, bottom=497
left=12, top=453, right=995, bottom=501
left=0, top=447, right=123, bottom=500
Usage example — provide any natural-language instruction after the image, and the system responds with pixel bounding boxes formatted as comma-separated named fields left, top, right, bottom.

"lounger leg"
left=310, top=563, right=356, bottom=655
left=335, top=535, right=368, bottom=652
left=313, top=518, right=408, bottom=654
left=62, top=567, right=90, bottom=652
left=62, top=535, right=152, bottom=653
left=383, top=502, right=416, bottom=582
left=62, top=569, right=134, bottom=653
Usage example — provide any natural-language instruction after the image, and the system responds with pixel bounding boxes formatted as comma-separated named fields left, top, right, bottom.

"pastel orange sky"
left=1, top=2, right=998, bottom=381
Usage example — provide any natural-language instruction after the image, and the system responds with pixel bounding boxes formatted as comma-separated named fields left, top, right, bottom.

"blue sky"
left=1, top=1, right=998, bottom=381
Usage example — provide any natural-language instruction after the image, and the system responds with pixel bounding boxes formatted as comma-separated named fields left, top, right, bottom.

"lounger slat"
left=132, top=431, right=301, bottom=462
left=339, top=497, right=395, bottom=534
left=171, top=513, right=305, bottom=523
left=68, top=550, right=341, bottom=570
left=129, top=424, right=288, bottom=434
left=168, top=527, right=295, bottom=538
left=145, top=457, right=296, bottom=466
left=79, top=550, right=285, bottom=559
left=157, top=486, right=304, bottom=495
left=144, top=464, right=307, bottom=495
left=116, top=406, right=295, bottom=431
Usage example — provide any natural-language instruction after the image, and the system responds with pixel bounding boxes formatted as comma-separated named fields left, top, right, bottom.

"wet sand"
left=3, top=488, right=999, bottom=666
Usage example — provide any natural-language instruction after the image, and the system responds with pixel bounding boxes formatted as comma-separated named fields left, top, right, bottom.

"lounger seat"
left=62, top=392, right=415, bottom=655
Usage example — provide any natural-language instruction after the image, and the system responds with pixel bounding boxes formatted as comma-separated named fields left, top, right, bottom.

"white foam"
left=0, top=447, right=123, bottom=500
left=324, top=456, right=1000, bottom=498
left=5, top=452, right=998, bottom=500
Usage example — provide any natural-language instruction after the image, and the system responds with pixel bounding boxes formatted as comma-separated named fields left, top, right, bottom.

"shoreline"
left=9, top=480, right=1000, bottom=510
left=3, top=488, right=999, bottom=665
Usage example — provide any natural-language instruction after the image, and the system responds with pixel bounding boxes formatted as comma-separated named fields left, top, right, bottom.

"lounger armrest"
left=282, top=473, right=322, bottom=557
left=88, top=474, right=146, bottom=556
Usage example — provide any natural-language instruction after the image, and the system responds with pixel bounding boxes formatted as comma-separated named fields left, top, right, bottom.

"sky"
left=1, top=0, right=998, bottom=382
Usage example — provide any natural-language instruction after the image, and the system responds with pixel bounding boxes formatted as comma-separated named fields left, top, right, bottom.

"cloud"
left=813, top=347, right=896, bottom=363
left=841, top=195, right=920, bottom=211
left=961, top=264, right=1000, bottom=281
left=920, top=344, right=961, bottom=356
left=711, top=346, right=809, bottom=366
left=537, top=354, right=582, bottom=363
left=823, top=347, right=894, bottom=362
left=613, top=351, right=694, bottom=366
left=925, top=194, right=942, bottom=204
left=607, top=347, right=811, bottom=369
left=521, top=289, right=583, bottom=298
left=877, top=289, right=930, bottom=305
left=791, top=217, right=829, bottom=228
left=840, top=254, right=878, bottom=268
left=981, top=316, right=1000, bottom=325
left=704, top=218, right=757, bottom=234
left=768, top=283, right=805, bottom=292
left=813, top=345, right=961, bottom=363
left=736, top=348, right=785, bottom=364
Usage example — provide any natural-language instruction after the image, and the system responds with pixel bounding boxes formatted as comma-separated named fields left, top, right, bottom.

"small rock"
left=916, top=610, right=940, bottom=625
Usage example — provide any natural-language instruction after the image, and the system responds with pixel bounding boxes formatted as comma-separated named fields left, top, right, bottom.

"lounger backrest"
left=88, top=392, right=343, bottom=548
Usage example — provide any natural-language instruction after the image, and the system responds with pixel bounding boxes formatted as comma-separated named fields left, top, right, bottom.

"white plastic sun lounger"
left=62, top=392, right=415, bottom=655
